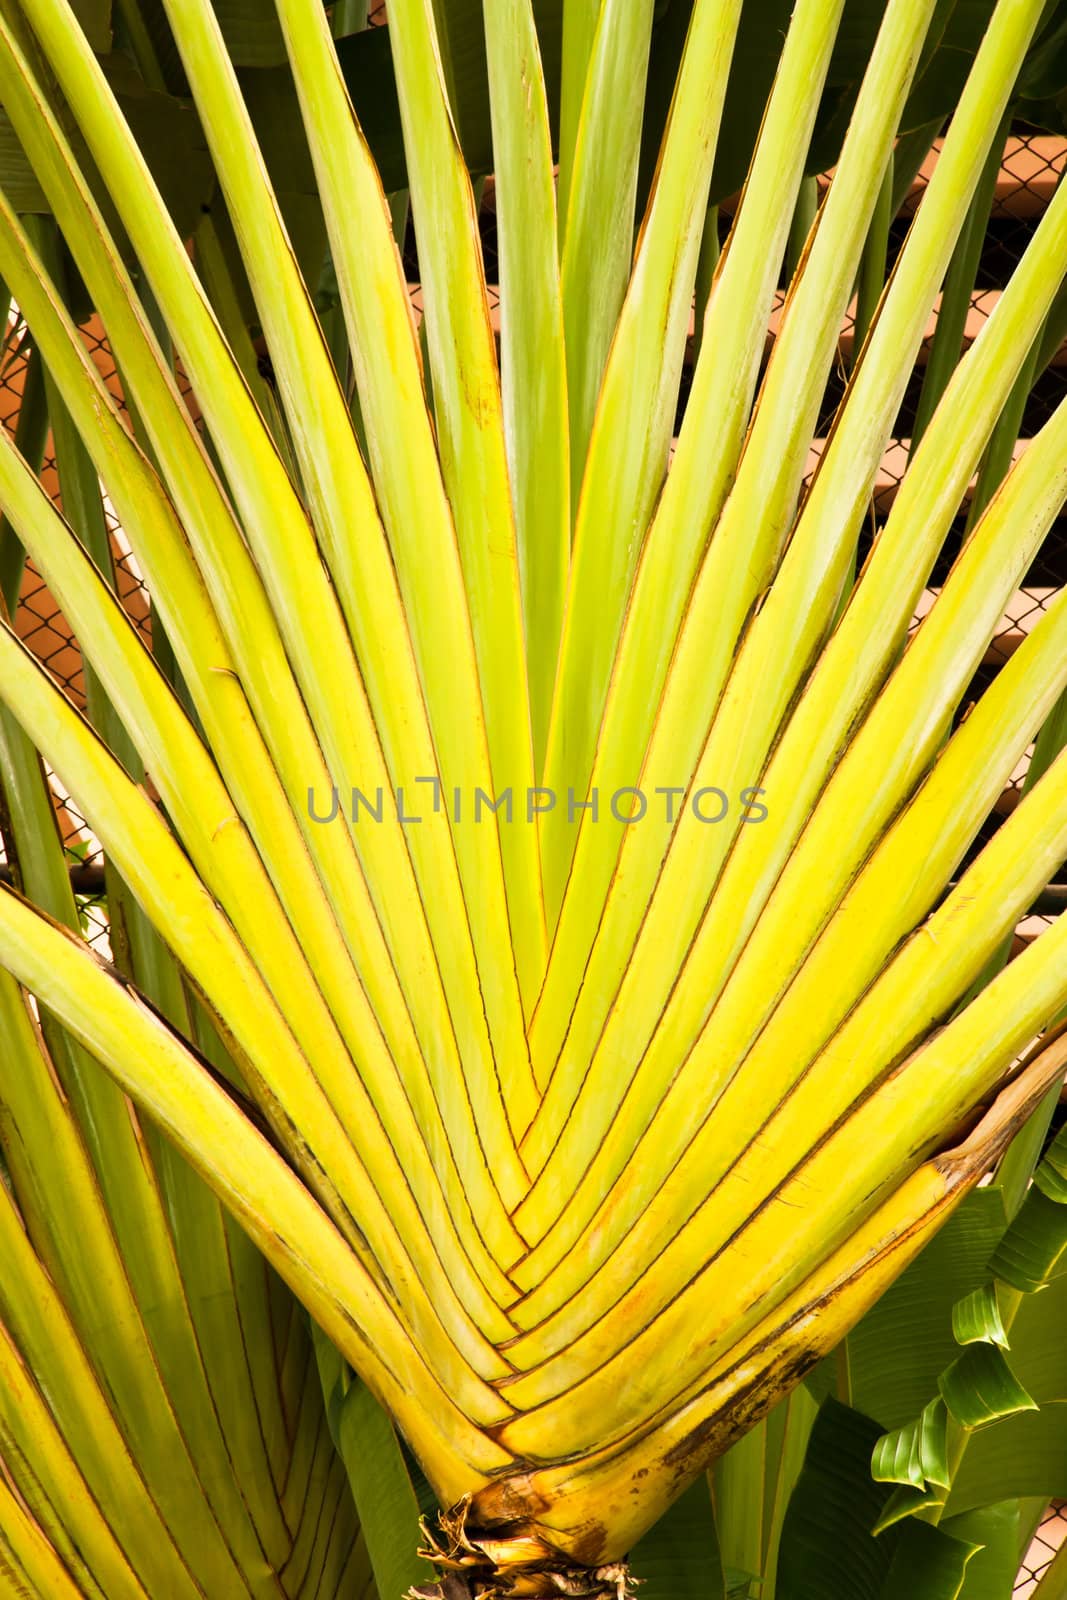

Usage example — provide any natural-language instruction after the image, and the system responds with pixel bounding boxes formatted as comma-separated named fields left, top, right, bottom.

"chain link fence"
left=1016, top=1503, right=1067, bottom=1594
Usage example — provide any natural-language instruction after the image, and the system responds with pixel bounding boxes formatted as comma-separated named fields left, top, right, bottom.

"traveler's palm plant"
left=2, top=0, right=1067, bottom=1593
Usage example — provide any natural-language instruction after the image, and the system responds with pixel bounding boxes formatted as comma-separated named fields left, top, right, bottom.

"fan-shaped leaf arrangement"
left=1, top=0, right=1067, bottom=1593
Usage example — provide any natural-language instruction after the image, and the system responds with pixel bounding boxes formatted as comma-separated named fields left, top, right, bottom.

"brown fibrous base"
left=405, top=1499, right=638, bottom=1600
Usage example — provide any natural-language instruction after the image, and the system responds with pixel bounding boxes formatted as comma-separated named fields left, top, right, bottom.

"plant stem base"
left=406, top=1501, right=638, bottom=1598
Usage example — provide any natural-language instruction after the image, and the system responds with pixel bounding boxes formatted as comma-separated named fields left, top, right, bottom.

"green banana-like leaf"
left=628, top=1475, right=726, bottom=1600
left=952, top=1286, right=1011, bottom=1349
left=999, top=1266, right=1067, bottom=1405
left=943, top=1505, right=1024, bottom=1600
left=711, top=1386, right=818, bottom=1600
left=993, top=1154, right=1067, bottom=1290
left=946, top=1403, right=1067, bottom=1514
left=873, top=1399, right=953, bottom=1493
left=879, top=1521, right=983, bottom=1600
left=313, top=1325, right=425, bottom=1600
left=777, top=1398, right=983, bottom=1600
left=938, top=1347, right=1038, bottom=1430
left=871, top=1111, right=1067, bottom=1532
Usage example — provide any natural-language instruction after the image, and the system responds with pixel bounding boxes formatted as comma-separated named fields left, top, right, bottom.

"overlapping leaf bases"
left=1, top=0, right=1067, bottom=1594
